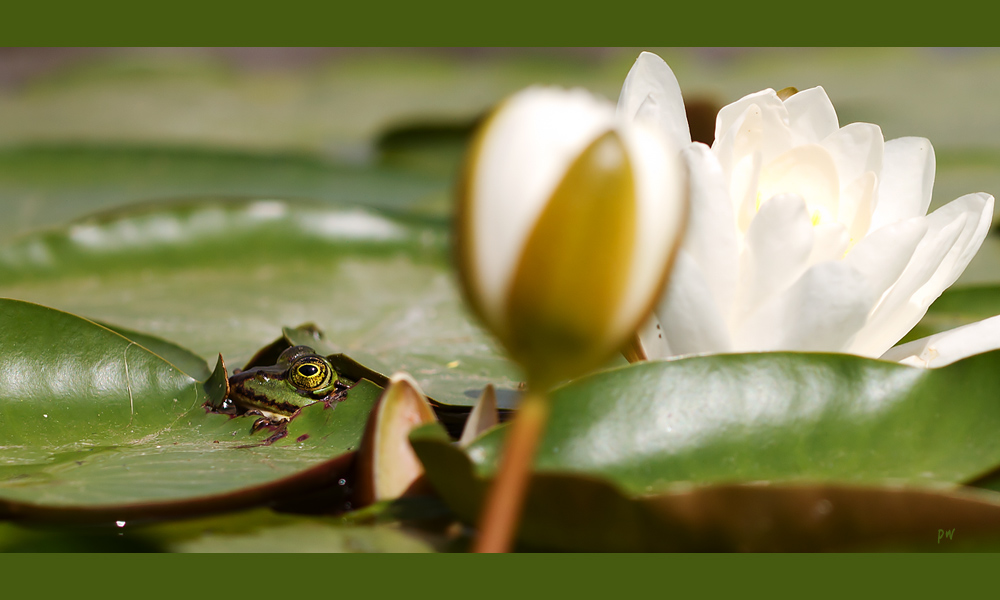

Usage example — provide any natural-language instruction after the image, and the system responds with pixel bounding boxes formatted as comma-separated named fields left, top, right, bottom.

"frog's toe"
left=251, top=417, right=273, bottom=433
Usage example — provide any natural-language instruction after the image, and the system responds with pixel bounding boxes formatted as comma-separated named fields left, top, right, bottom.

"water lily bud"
left=456, top=87, right=687, bottom=386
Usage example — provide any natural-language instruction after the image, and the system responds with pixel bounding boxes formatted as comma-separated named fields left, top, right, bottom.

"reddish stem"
left=473, top=389, right=549, bottom=553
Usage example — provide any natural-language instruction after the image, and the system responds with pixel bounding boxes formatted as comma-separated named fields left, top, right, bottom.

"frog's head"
left=227, top=345, right=340, bottom=418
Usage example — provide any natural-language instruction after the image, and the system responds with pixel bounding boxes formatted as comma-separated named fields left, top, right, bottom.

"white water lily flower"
left=455, top=86, right=687, bottom=385
left=620, top=52, right=995, bottom=364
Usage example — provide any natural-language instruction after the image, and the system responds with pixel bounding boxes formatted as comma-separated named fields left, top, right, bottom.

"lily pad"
left=145, top=503, right=457, bottom=553
left=411, top=424, right=1000, bottom=551
left=458, top=351, right=1000, bottom=493
left=0, top=506, right=452, bottom=552
left=243, top=324, right=514, bottom=435
left=0, top=198, right=524, bottom=409
left=0, top=298, right=383, bottom=521
left=97, top=320, right=212, bottom=381
left=0, top=145, right=450, bottom=241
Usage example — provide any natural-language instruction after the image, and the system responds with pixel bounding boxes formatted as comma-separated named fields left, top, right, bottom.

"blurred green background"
left=2, top=47, right=999, bottom=241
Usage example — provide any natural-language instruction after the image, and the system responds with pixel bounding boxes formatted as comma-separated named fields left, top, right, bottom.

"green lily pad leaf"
left=0, top=520, right=162, bottom=552
left=0, top=198, right=523, bottom=409
left=96, top=320, right=212, bottom=381
left=0, top=298, right=388, bottom=521
left=0, top=299, right=211, bottom=447
left=375, top=119, right=479, bottom=178
left=460, top=351, right=1000, bottom=493
left=240, top=324, right=514, bottom=437
left=0, top=505, right=453, bottom=552
left=143, top=507, right=448, bottom=553
left=0, top=145, right=450, bottom=241
left=162, top=519, right=439, bottom=553
left=410, top=426, right=1000, bottom=552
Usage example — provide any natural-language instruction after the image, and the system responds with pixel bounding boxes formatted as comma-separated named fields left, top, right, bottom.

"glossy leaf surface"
left=462, top=351, right=1000, bottom=493
left=0, top=299, right=383, bottom=519
left=411, top=425, right=1000, bottom=551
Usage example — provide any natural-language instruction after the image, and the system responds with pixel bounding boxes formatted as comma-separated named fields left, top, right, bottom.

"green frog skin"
left=226, top=345, right=346, bottom=430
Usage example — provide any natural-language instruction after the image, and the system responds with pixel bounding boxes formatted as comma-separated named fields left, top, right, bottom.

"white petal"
left=903, top=193, right=994, bottom=306
left=617, top=52, right=691, bottom=150
left=848, top=192, right=994, bottom=357
left=838, top=171, right=876, bottom=243
left=820, top=122, right=884, bottom=187
left=807, top=222, right=849, bottom=266
left=680, top=143, right=739, bottom=320
left=634, top=312, right=672, bottom=360
left=758, top=144, right=841, bottom=225
left=734, top=261, right=875, bottom=352
left=843, top=217, right=928, bottom=302
left=715, top=90, right=782, bottom=147
left=467, top=87, right=616, bottom=327
left=714, top=102, right=762, bottom=191
left=715, top=89, right=793, bottom=164
left=610, top=116, right=687, bottom=337
left=655, top=251, right=733, bottom=355
left=783, top=86, right=840, bottom=144
left=734, top=193, right=814, bottom=325
left=881, top=315, right=1000, bottom=368
left=869, top=137, right=936, bottom=230
left=733, top=151, right=763, bottom=233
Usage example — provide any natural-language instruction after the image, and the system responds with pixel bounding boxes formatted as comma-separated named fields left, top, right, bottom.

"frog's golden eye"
left=288, top=355, right=337, bottom=394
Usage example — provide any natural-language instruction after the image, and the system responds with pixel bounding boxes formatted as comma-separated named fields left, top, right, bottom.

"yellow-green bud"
left=456, top=87, right=688, bottom=387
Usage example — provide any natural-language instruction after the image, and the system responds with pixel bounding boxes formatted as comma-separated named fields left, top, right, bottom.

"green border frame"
left=3, top=3, right=998, bottom=596
left=1, top=553, right=992, bottom=594
left=2, top=0, right=995, bottom=45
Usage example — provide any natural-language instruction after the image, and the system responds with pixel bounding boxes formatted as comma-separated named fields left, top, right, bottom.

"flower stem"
left=473, top=388, right=550, bottom=553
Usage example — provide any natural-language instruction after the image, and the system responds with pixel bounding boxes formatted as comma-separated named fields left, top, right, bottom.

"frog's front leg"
left=242, top=409, right=292, bottom=434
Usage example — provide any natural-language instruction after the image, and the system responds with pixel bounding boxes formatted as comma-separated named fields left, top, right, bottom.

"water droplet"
left=338, top=478, right=347, bottom=486
left=115, top=520, right=126, bottom=528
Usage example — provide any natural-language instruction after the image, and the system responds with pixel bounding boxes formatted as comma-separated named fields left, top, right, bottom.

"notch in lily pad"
left=243, top=323, right=514, bottom=437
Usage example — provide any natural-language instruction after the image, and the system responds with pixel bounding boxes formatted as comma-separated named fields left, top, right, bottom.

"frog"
left=224, top=345, right=350, bottom=432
